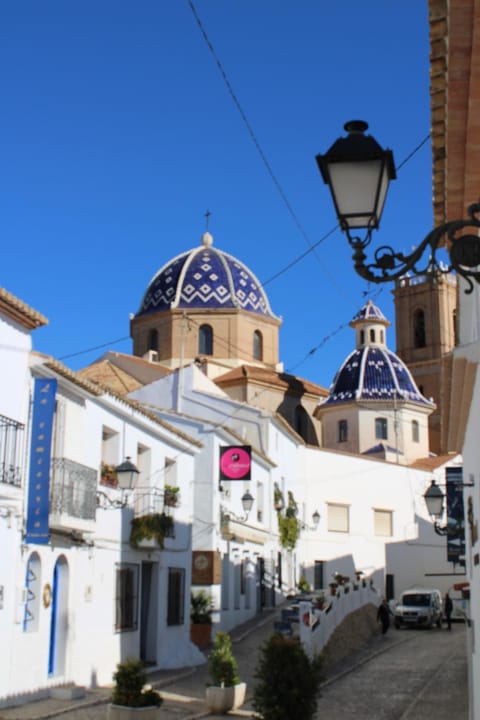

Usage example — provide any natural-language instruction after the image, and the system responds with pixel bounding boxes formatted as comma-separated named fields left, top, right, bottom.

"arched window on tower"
left=412, top=420, right=420, bottom=443
left=148, top=329, right=158, bottom=352
left=453, top=309, right=458, bottom=345
left=370, top=329, right=375, bottom=342
left=253, top=330, right=263, bottom=361
left=199, top=324, right=213, bottom=355
left=414, top=309, right=426, bottom=348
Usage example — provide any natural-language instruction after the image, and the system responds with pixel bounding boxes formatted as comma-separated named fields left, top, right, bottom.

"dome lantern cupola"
left=350, top=299, right=389, bottom=350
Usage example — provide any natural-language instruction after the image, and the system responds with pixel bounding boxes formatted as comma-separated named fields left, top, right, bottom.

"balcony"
left=49, top=457, right=97, bottom=534
left=0, top=414, right=24, bottom=490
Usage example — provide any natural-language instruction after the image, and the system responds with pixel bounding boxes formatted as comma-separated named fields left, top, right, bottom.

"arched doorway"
left=48, top=555, right=69, bottom=677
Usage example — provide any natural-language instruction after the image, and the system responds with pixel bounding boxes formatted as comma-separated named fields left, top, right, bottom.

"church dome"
left=322, top=300, right=434, bottom=407
left=136, top=232, right=277, bottom=319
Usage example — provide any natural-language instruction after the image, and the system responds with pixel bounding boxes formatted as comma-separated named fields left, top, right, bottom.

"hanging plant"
left=274, top=483, right=285, bottom=511
left=277, top=491, right=300, bottom=550
left=129, top=513, right=174, bottom=548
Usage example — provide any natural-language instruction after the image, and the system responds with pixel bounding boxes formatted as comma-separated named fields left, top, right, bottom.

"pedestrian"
left=377, top=597, right=391, bottom=634
left=445, top=592, right=453, bottom=630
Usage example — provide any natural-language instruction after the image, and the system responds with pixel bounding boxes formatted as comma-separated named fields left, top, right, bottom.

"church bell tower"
left=393, top=272, right=457, bottom=454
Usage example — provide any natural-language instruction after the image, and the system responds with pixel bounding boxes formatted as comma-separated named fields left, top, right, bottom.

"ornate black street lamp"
left=423, top=478, right=474, bottom=536
left=316, top=120, right=480, bottom=293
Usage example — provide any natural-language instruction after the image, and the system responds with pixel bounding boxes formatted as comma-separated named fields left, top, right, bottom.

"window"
left=374, top=509, right=393, bottom=536
left=414, top=309, right=426, bottom=348
left=198, top=324, right=213, bottom=355
left=167, top=567, right=185, bottom=625
left=360, top=330, right=365, bottom=345
left=370, top=329, right=375, bottom=342
left=375, top=417, right=388, bottom=440
left=314, top=561, right=324, bottom=590
left=327, top=503, right=349, bottom=533
left=0, top=414, right=25, bottom=486
left=115, top=564, right=139, bottom=631
left=257, top=481, right=264, bottom=523
left=337, top=419, right=348, bottom=443
left=253, top=330, right=263, bottom=361
left=412, top=420, right=420, bottom=443
left=148, top=329, right=158, bottom=352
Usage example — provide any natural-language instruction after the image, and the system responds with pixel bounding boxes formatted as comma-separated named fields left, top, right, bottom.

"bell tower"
left=393, top=272, right=457, bottom=454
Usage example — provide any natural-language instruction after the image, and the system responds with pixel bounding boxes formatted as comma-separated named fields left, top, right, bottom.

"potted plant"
left=205, top=631, right=246, bottom=714
left=297, top=575, right=310, bottom=594
left=101, top=461, right=118, bottom=488
left=129, top=513, right=173, bottom=549
left=190, top=590, right=213, bottom=649
left=108, top=658, right=163, bottom=719
left=164, top=484, right=180, bottom=507
left=253, top=633, right=322, bottom=720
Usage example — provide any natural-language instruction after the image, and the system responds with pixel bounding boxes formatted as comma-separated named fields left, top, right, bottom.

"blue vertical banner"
left=446, top=466, right=465, bottom=566
left=25, top=378, right=57, bottom=545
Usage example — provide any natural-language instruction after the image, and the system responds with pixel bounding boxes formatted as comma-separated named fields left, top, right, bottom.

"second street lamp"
left=316, top=120, right=480, bottom=292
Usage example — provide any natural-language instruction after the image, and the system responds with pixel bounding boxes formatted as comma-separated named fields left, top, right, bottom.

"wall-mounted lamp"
left=301, top=510, right=321, bottom=531
left=316, top=120, right=480, bottom=293
left=97, top=457, right=139, bottom=509
left=424, top=478, right=473, bottom=536
left=221, top=491, right=255, bottom=523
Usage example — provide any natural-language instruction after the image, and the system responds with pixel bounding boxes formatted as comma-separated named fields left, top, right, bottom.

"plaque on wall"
left=192, top=550, right=222, bottom=585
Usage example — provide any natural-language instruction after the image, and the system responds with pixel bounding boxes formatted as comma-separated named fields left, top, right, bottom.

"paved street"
left=316, top=626, right=468, bottom=719
left=0, top=614, right=468, bottom=720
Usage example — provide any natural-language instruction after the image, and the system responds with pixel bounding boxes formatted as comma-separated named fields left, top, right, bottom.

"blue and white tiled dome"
left=137, top=232, right=277, bottom=319
left=322, top=300, right=434, bottom=407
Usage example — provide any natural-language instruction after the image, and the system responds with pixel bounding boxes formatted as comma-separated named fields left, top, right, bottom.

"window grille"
left=115, top=563, right=139, bottom=631
left=0, top=414, right=24, bottom=486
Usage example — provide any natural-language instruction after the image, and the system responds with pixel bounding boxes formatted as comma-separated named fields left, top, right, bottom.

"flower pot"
left=107, top=705, right=163, bottom=720
left=205, top=682, right=247, bottom=714
left=190, top=623, right=212, bottom=649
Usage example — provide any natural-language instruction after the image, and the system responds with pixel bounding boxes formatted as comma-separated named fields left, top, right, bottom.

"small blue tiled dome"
left=322, top=300, right=433, bottom=407
left=137, top=233, right=277, bottom=319
left=323, top=346, right=432, bottom=406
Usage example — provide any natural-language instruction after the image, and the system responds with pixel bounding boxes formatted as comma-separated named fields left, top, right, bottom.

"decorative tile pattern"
left=137, top=246, right=275, bottom=318
left=323, top=347, right=432, bottom=406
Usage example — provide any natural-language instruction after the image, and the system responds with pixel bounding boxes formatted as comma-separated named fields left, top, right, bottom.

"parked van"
left=394, top=588, right=443, bottom=629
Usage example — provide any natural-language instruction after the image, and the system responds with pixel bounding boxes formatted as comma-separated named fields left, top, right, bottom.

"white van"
left=394, top=588, right=443, bottom=629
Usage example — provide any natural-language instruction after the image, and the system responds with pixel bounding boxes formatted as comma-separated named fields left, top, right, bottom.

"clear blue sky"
left=1, top=1, right=433, bottom=389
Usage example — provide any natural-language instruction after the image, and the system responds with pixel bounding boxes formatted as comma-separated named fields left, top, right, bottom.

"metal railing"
left=0, top=414, right=24, bottom=487
left=50, top=457, right=97, bottom=521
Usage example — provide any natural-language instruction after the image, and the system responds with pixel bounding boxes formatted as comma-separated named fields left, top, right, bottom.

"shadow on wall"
left=276, top=375, right=319, bottom=446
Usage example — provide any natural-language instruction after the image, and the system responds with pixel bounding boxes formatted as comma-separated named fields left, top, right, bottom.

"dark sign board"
left=446, top=466, right=465, bottom=567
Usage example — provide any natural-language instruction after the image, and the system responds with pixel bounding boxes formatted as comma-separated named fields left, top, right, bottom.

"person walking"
left=377, top=597, right=391, bottom=635
left=445, top=592, right=453, bottom=630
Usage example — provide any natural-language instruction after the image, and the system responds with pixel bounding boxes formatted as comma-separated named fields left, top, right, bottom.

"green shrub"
left=297, top=575, right=310, bottom=593
left=253, top=634, right=322, bottom=720
left=208, top=631, right=240, bottom=687
left=111, top=658, right=163, bottom=708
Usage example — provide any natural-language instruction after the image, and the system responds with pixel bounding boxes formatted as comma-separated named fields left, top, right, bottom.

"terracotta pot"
left=205, top=682, right=247, bottom=714
left=190, top=623, right=212, bottom=649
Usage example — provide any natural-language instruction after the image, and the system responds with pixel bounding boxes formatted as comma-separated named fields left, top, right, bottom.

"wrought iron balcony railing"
left=50, top=457, right=97, bottom=530
left=0, top=414, right=24, bottom=487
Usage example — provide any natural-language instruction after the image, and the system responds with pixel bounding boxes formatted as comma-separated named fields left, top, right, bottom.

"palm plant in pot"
left=190, top=590, right=213, bottom=649
left=107, top=658, right=163, bottom=720
left=205, top=631, right=246, bottom=714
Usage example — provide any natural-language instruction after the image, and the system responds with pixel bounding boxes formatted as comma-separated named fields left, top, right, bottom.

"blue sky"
left=1, top=1, right=433, bottom=389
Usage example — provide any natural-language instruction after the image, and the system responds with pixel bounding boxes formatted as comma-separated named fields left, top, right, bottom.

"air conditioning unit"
left=143, top=350, right=159, bottom=363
